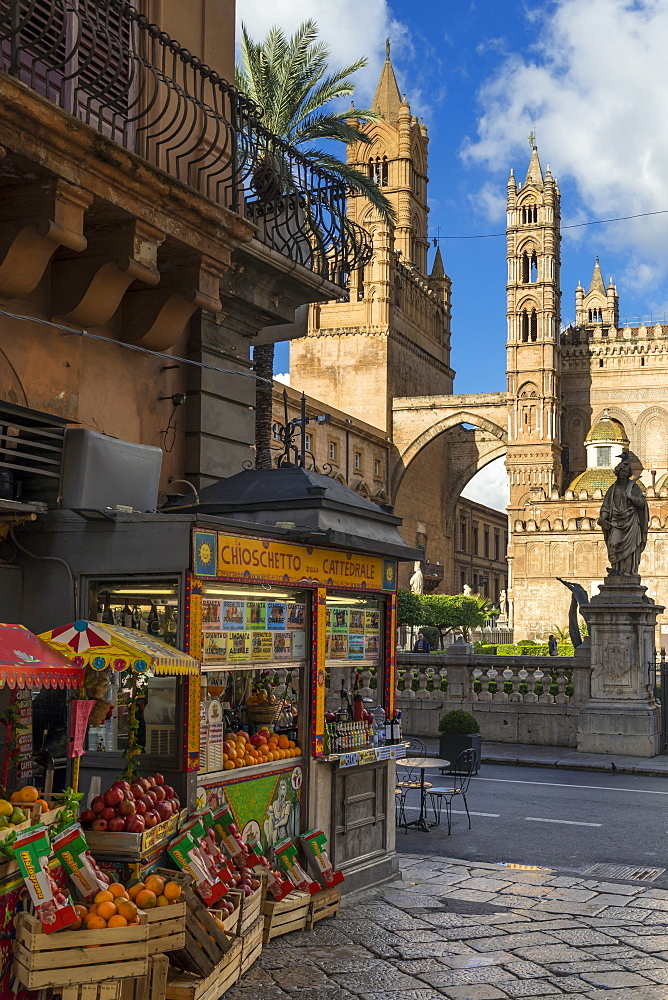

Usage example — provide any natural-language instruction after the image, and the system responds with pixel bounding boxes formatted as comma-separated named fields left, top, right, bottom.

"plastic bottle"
left=372, top=706, right=386, bottom=746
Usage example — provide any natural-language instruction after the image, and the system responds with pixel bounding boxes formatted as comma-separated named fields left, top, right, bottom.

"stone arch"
left=563, top=406, right=590, bottom=473
left=636, top=405, right=668, bottom=470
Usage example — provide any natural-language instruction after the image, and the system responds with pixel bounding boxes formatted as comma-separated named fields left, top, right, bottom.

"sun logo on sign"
left=198, top=541, right=212, bottom=567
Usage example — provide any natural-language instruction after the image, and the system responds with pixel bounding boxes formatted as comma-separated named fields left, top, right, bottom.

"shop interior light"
left=325, top=596, right=375, bottom=606
left=203, top=588, right=294, bottom=600
left=108, top=588, right=177, bottom=596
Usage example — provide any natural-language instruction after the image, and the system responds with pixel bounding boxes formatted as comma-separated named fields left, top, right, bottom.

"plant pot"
left=438, top=733, right=481, bottom=773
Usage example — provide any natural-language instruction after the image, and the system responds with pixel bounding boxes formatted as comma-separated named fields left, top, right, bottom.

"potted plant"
left=438, top=710, right=481, bottom=774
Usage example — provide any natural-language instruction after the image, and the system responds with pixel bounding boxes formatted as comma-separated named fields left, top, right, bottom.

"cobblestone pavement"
left=227, top=853, right=668, bottom=1000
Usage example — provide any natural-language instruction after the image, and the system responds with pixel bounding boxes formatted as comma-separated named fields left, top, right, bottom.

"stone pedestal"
left=577, top=575, right=662, bottom=757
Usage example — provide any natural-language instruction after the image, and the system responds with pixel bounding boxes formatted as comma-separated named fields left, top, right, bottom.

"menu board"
left=201, top=597, right=307, bottom=664
left=326, top=604, right=381, bottom=662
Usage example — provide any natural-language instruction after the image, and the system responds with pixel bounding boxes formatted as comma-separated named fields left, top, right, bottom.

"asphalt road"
left=398, top=761, right=668, bottom=886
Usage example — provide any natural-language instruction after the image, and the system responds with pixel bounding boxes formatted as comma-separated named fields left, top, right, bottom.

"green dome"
left=585, top=415, right=628, bottom=444
left=569, top=468, right=646, bottom=493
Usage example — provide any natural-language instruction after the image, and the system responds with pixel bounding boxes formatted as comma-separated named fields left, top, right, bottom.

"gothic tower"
left=575, top=257, right=619, bottom=332
left=506, top=141, right=562, bottom=510
left=289, top=43, right=453, bottom=433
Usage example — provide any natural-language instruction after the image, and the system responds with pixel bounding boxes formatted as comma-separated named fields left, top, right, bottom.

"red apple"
left=126, top=816, right=145, bottom=833
left=147, top=790, right=158, bottom=804
left=113, top=780, right=131, bottom=791
left=101, top=806, right=116, bottom=821
left=91, top=818, right=108, bottom=831
left=134, top=800, right=147, bottom=815
left=91, top=796, right=105, bottom=814
left=130, top=783, right=144, bottom=799
left=228, top=823, right=238, bottom=835
left=104, top=787, right=123, bottom=808
left=146, top=776, right=156, bottom=788
left=80, top=809, right=95, bottom=825
left=143, top=811, right=158, bottom=829
left=119, top=799, right=136, bottom=816
left=140, top=794, right=154, bottom=810
left=153, top=786, right=166, bottom=802
left=162, top=785, right=175, bottom=800
left=155, top=801, right=172, bottom=822
left=153, top=773, right=165, bottom=786
left=108, top=816, right=126, bottom=832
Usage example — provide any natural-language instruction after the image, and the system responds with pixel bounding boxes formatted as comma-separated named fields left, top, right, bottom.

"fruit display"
left=222, top=729, right=301, bottom=771
left=80, top=773, right=181, bottom=834
left=0, top=799, right=28, bottom=829
left=70, top=876, right=182, bottom=931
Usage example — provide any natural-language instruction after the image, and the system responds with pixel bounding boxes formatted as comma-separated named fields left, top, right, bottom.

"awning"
left=40, top=620, right=199, bottom=675
left=0, top=623, right=85, bottom=688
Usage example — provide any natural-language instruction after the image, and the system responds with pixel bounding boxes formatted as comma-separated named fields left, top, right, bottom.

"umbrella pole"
left=71, top=754, right=80, bottom=794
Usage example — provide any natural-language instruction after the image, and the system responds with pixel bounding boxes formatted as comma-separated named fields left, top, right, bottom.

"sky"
left=238, top=0, right=668, bottom=510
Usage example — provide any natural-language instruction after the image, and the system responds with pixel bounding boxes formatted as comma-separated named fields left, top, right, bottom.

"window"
left=494, top=530, right=500, bottom=562
left=596, top=446, right=611, bottom=467
left=272, top=422, right=282, bottom=441
left=459, top=519, right=467, bottom=552
left=304, top=432, right=312, bottom=452
left=472, top=523, right=479, bottom=555
left=354, top=452, right=362, bottom=471
left=460, top=571, right=466, bottom=592
left=473, top=573, right=478, bottom=592
left=329, top=441, right=338, bottom=462
left=374, top=458, right=382, bottom=478
left=368, top=156, right=388, bottom=186
left=484, top=528, right=490, bottom=559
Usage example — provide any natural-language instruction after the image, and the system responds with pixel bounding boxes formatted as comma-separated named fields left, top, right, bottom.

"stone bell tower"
left=506, top=139, right=563, bottom=511
left=289, top=41, right=453, bottom=433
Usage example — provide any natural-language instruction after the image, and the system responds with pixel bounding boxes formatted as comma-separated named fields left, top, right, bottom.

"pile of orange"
left=222, top=730, right=301, bottom=771
left=71, top=876, right=182, bottom=930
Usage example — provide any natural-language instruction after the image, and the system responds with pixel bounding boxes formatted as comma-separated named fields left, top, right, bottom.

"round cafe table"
left=398, top=757, right=450, bottom=833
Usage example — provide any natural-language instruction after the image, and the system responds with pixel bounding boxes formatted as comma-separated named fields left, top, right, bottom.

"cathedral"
left=286, top=48, right=668, bottom=640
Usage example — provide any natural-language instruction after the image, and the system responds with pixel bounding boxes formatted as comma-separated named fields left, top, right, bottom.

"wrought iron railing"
left=0, top=0, right=371, bottom=281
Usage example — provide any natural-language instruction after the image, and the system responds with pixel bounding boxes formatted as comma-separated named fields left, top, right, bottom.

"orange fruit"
left=226, top=747, right=237, bottom=761
left=243, top=755, right=254, bottom=767
left=94, top=890, right=114, bottom=905
left=128, top=882, right=145, bottom=900
left=135, top=889, right=157, bottom=910
left=156, top=894, right=170, bottom=907
left=17, top=785, right=39, bottom=803
left=107, top=914, right=128, bottom=928
left=34, top=799, right=50, bottom=813
left=294, top=746, right=301, bottom=755
left=74, top=904, right=88, bottom=921
left=85, top=915, right=107, bottom=930
left=163, top=881, right=182, bottom=901
left=234, top=759, right=244, bottom=768
left=288, top=740, right=295, bottom=749
left=108, top=883, right=129, bottom=900
left=224, top=761, right=235, bottom=770
left=145, top=875, right=165, bottom=896
left=97, top=901, right=117, bottom=922
left=127, top=917, right=140, bottom=925
left=277, top=736, right=289, bottom=750
left=116, top=899, right=138, bottom=922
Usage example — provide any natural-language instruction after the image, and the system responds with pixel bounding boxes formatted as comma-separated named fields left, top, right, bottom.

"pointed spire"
left=508, top=167, right=516, bottom=191
left=430, top=246, right=445, bottom=278
left=589, top=256, right=605, bottom=295
left=372, top=40, right=402, bottom=123
left=525, top=142, right=544, bottom=188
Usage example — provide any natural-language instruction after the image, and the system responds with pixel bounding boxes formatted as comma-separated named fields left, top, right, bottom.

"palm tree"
left=237, top=21, right=395, bottom=468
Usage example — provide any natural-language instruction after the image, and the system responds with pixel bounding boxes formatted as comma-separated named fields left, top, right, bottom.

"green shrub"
left=517, top=639, right=538, bottom=646
left=438, top=709, right=480, bottom=734
left=478, top=644, right=497, bottom=655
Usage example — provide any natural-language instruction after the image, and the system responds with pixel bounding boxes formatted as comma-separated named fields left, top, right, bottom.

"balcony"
left=0, top=0, right=371, bottom=284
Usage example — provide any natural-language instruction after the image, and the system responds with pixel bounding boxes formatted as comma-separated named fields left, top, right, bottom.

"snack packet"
left=168, top=828, right=227, bottom=904
left=273, top=837, right=320, bottom=895
left=14, top=825, right=78, bottom=933
left=52, top=823, right=110, bottom=901
left=301, top=829, right=344, bottom=888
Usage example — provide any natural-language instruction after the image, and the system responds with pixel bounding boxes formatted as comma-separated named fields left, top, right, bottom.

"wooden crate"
left=237, top=881, right=264, bottom=937
left=239, top=916, right=263, bottom=976
left=145, top=900, right=187, bottom=956
left=121, top=954, right=169, bottom=1000
left=208, top=896, right=241, bottom=939
left=60, top=983, right=122, bottom=1000
left=262, top=891, right=311, bottom=943
left=12, top=911, right=149, bottom=991
left=307, top=887, right=342, bottom=930
left=165, top=938, right=241, bottom=1000
left=168, top=884, right=235, bottom=977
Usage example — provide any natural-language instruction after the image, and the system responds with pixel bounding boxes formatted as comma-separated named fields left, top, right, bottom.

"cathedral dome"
left=585, top=413, right=628, bottom=445
left=569, top=467, right=646, bottom=495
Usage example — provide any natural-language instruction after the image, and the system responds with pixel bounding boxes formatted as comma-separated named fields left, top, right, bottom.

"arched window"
left=367, top=156, right=388, bottom=186
left=521, top=312, right=529, bottom=342
left=521, top=250, right=537, bottom=283
left=272, top=422, right=282, bottom=441
left=530, top=310, right=538, bottom=341
left=521, top=202, right=538, bottom=224
left=530, top=254, right=538, bottom=283
left=520, top=310, right=538, bottom=342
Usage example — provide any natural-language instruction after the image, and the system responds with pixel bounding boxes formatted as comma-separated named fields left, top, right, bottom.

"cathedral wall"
left=394, top=435, right=451, bottom=591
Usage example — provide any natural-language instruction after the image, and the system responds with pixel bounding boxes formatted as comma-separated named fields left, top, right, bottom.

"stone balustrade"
left=395, top=651, right=592, bottom=747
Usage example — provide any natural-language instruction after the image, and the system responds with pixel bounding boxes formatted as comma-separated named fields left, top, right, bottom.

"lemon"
left=0, top=800, right=13, bottom=818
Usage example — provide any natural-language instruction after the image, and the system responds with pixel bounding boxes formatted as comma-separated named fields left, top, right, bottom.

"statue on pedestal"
left=409, top=561, right=424, bottom=595
left=498, top=590, right=507, bottom=616
left=597, top=454, right=648, bottom=575
left=462, top=583, right=472, bottom=597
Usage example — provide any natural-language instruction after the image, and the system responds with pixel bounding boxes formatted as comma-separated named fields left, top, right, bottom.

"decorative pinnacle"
left=386, top=37, right=391, bottom=59
left=528, top=129, right=536, bottom=149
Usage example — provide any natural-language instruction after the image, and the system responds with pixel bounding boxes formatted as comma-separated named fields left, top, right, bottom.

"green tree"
left=236, top=21, right=395, bottom=468
left=420, top=594, right=493, bottom=648
left=397, top=589, right=423, bottom=628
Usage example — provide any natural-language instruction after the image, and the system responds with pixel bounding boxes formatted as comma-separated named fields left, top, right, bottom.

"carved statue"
left=409, top=561, right=423, bottom=595
left=597, top=454, right=649, bottom=575
left=557, top=578, right=591, bottom=648
left=498, top=590, right=507, bottom=616
left=462, top=583, right=472, bottom=597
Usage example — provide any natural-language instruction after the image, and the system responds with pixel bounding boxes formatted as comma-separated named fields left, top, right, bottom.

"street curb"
left=481, top=754, right=668, bottom=777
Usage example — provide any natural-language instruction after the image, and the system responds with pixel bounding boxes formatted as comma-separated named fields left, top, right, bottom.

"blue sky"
left=239, top=0, right=668, bottom=507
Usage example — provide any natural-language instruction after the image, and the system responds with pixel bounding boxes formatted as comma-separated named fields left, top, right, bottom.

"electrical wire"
left=432, top=207, right=668, bottom=241
left=0, top=309, right=273, bottom=384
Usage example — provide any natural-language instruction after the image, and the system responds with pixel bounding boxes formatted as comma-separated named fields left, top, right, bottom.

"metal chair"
left=395, top=738, right=431, bottom=831
left=428, top=748, right=476, bottom=833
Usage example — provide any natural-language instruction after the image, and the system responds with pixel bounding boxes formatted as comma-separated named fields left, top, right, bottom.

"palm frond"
left=302, top=150, right=395, bottom=225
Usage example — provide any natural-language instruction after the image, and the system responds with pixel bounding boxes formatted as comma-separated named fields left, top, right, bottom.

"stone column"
left=577, top=575, right=662, bottom=757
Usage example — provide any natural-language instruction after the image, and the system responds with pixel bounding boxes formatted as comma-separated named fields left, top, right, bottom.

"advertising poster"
left=267, top=602, right=287, bottom=630
left=246, top=601, right=267, bottom=630
left=329, top=634, right=348, bottom=659
left=199, top=766, right=302, bottom=853
left=202, top=599, right=222, bottom=630
left=365, top=633, right=380, bottom=658
left=349, top=609, right=365, bottom=634
left=287, top=602, right=306, bottom=629
left=221, top=601, right=245, bottom=630
left=326, top=608, right=332, bottom=630
left=228, top=632, right=251, bottom=662
left=348, top=634, right=365, bottom=659
left=331, top=608, right=348, bottom=633
left=291, top=630, right=306, bottom=660
left=203, top=632, right=227, bottom=662
left=251, top=632, right=273, bottom=660
left=365, top=609, right=380, bottom=631
left=272, top=632, right=292, bottom=659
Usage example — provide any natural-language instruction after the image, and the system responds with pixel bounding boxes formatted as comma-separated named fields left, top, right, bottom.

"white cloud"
left=464, top=0, right=668, bottom=291
left=236, top=0, right=405, bottom=104
left=461, top=456, right=508, bottom=512
left=274, top=372, right=290, bottom=386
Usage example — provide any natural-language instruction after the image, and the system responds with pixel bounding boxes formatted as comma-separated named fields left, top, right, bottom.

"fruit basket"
left=244, top=703, right=282, bottom=725
left=12, top=910, right=149, bottom=991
